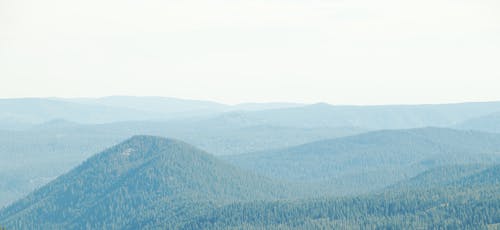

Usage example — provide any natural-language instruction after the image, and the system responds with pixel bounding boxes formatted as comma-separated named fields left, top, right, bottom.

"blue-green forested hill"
left=0, top=136, right=293, bottom=229
left=2, top=134, right=500, bottom=229
left=225, top=127, right=500, bottom=194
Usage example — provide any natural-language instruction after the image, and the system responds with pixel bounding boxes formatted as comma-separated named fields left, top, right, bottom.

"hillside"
left=67, top=96, right=302, bottom=114
left=0, top=121, right=363, bottom=207
left=0, top=98, right=165, bottom=125
left=0, top=97, right=305, bottom=130
left=0, top=136, right=289, bottom=229
left=206, top=101, right=500, bottom=129
left=66, top=96, right=227, bottom=115
left=4, top=137, right=500, bottom=230
left=453, top=164, right=500, bottom=187
left=386, top=164, right=490, bottom=191
left=182, top=164, right=500, bottom=229
left=456, top=112, right=500, bottom=133
left=226, top=127, right=500, bottom=193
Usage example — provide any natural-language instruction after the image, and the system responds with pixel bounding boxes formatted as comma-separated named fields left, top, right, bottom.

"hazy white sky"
left=1, top=0, right=499, bottom=104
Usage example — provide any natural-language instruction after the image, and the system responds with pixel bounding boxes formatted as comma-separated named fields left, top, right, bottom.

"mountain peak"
left=0, top=135, right=287, bottom=229
left=125, top=134, right=178, bottom=145
left=92, top=135, right=204, bottom=166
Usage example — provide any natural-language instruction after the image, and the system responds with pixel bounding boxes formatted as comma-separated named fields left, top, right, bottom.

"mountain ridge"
left=225, top=127, right=500, bottom=193
left=0, top=135, right=290, bottom=229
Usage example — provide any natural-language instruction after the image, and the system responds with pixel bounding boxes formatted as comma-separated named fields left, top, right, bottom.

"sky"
left=1, top=0, right=499, bottom=105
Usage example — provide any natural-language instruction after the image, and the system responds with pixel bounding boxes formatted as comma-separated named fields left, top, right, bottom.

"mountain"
left=83, top=121, right=364, bottom=155
left=3, top=135, right=500, bottom=229
left=456, top=112, right=500, bottom=133
left=182, top=164, right=500, bottom=229
left=383, top=164, right=500, bottom=192
left=0, top=97, right=303, bottom=129
left=0, top=119, right=364, bottom=208
left=453, top=164, right=500, bottom=187
left=207, top=101, right=500, bottom=129
left=388, top=163, right=500, bottom=192
left=3, top=98, right=500, bottom=131
left=0, top=136, right=290, bottom=229
left=65, top=96, right=303, bottom=115
left=0, top=98, right=164, bottom=125
left=225, top=127, right=500, bottom=193
left=63, top=96, right=228, bottom=119
left=0, top=126, right=125, bottom=208
left=386, top=164, right=490, bottom=191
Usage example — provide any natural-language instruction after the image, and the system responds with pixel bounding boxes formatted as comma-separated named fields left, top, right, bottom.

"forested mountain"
left=0, top=127, right=124, bottom=207
left=0, top=98, right=165, bottom=125
left=4, top=98, right=500, bottom=131
left=456, top=112, right=500, bottom=133
left=0, top=97, right=303, bottom=129
left=226, top=128, right=500, bottom=193
left=181, top=164, right=500, bottom=229
left=3, top=99, right=500, bottom=229
left=65, top=96, right=303, bottom=114
left=386, top=164, right=491, bottom=191
left=207, top=101, right=500, bottom=129
left=2, top=135, right=500, bottom=229
left=0, top=136, right=291, bottom=229
left=0, top=121, right=363, bottom=207
left=64, top=96, right=228, bottom=116
left=453, top=164, right=500, bottom=187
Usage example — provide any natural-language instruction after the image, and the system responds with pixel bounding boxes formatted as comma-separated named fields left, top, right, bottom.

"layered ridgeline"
left=3, top=98, right=500, bottom=131
left=183, top=164, right=500, bottom=229
left=3, top=98, right=500, bottom=208
left=226, top=127, right=500, bottom=194
left=206, top=101, right=500, bottom=129
left=386, top=164, right=492, bottom=191
left=2, top=135, right=500, bottom=229
left=456, top=112, right=500, bottom=133
left=0, top=136, right=291, bottom=229
left=0, top=98, right=164, bottom=126
left=0, top=97, right=302, bottom=129
left=0, top=121, right=362, bottom=208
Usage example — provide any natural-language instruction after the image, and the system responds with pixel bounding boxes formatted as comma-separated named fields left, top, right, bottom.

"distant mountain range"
left=65, top=96, right=304, bottom=114
left=456, top=112, right=500, bottom=133
left=225, top=127, right=500, bottom=193
left=2, top=135, right=499, bottom=229
left=3, top=97, right=500, bottom=131
left=3, top=123, right=500, bottom=207
left=183, top=163, right=500, bottom=229
left=0, top=136, right=291, bottom=229
left=205, top=101, right=500, bottom=129
left=2, top=97, right=500, bottom=228
left=0, top=97, right=303, bottom=128
left=0, top=118, right=363, bottom=207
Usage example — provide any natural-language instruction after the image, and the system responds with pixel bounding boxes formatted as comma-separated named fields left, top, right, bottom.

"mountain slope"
left=183, top=164, right=500, bottom=229
left=0, top=98, right=164, bottom=125
left=0, top=136, right=288, bottom=229
left=388, top=163, right=500, bottom=192
left=456, top=112, right=500, bottom=133
left=0, top=120, right=364, bottom=208
left=206, top=101, right=500, bottom=129
left=64, top=96, right=228, bottom=119
left=226, top=128, right=500, bottom=193
left=0, top=97, right=306, bottom=130
left=66, top=96, right=303, bottom=116
left=453, top=164, right=500, bottom=187
left=386, top=164, right=490, bottom=191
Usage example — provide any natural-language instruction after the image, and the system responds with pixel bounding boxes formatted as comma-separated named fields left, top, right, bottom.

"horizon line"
left=1, top=95, right=500, bottom=107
